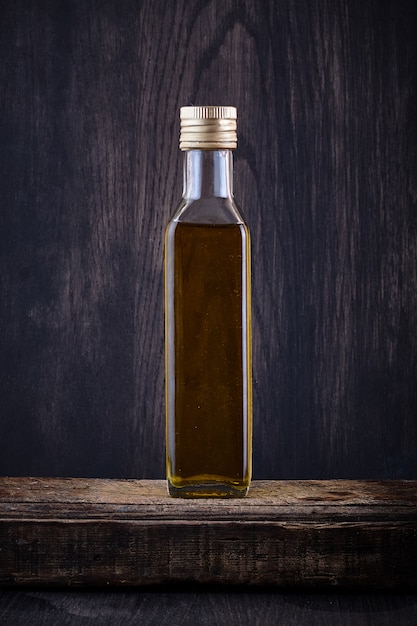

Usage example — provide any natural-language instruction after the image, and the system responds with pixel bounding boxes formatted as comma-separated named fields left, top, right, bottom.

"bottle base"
left=167, top=480, right=249, bottom=498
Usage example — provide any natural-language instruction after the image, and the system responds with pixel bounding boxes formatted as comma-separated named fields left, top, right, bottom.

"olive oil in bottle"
left=165, top=106, right=252, bottom=497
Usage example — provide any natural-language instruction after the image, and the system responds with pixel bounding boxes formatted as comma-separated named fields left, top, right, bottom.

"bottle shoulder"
left=168, top=196, right=247, bottom=225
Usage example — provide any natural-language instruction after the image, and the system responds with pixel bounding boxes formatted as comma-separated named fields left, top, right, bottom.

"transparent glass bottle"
left=165, top=106, right=252, bottom=497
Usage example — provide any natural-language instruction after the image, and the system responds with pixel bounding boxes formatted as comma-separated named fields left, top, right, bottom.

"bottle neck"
left=183, top=150, right=233, bottom=200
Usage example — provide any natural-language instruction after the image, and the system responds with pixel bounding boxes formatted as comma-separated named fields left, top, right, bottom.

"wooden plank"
left=0, top=478, right=416, bottom=588
left=2, top=589, right=417, bottom=625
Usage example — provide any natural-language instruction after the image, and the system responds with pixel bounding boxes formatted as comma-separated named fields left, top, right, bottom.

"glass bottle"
left=165, top=106, right=252, bottom=497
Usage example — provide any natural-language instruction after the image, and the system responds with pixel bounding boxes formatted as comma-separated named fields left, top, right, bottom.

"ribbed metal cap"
left=180, top=106, right=237, bottom=150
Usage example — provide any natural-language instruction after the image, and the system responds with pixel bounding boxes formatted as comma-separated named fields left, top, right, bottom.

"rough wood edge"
left=1, top=477, right=416, bottom=502
left=1, top=478, right=416, bottom=519
left=1, top=479, right=416, bottom=588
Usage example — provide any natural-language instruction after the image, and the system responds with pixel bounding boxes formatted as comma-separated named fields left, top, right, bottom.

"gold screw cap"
left=180, top=106, right=237, bottom=150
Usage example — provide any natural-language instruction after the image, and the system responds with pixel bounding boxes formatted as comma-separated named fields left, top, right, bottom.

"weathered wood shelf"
left=0, top=478, right=416, bottom=588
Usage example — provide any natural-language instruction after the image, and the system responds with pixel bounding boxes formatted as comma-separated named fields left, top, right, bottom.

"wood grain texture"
left=0, top=0, right=416, bottom=480
left=1, top=478, right=416, bottom=588
left=1, top=589, right=417, bottom=626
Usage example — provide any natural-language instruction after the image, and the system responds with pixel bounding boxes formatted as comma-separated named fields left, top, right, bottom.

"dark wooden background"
left=1, top=0, right=416, bottom=481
